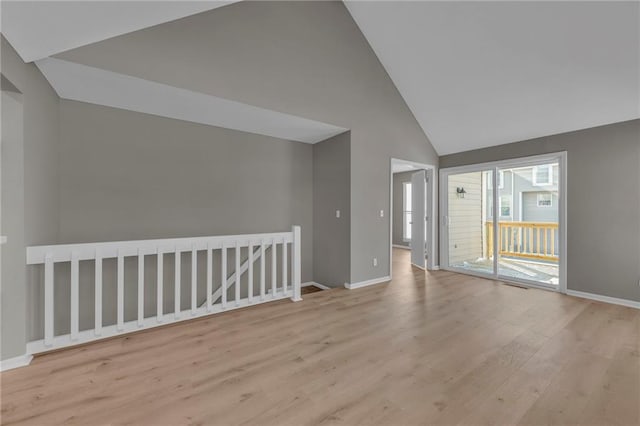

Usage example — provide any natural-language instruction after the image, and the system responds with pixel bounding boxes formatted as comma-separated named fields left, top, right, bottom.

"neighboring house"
left=486, top=163, right=559, bottom=223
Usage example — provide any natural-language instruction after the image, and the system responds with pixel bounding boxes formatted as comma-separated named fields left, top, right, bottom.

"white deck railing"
left=26, top=226, right=302, bottom=354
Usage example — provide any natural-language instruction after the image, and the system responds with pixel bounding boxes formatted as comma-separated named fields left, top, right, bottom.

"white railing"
left=26, top=226, right=302, bottom=354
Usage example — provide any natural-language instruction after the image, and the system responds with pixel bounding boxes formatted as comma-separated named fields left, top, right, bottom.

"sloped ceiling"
left=1, top=1, right=238, bottom=62
left=36, top=57, right=346, bottom=143
left=2, top=1, right=638, bottom=154
left=345, top=1, right=640, bottom=155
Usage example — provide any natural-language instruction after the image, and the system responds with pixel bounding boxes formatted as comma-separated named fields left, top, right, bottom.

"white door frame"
left=439, top=152, right=567, bottom=294
left=389, top=158, right=438, bottom=278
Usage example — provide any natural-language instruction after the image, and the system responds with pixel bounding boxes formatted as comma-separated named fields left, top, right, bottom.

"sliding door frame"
left=440, top=152, right=567, bottom=293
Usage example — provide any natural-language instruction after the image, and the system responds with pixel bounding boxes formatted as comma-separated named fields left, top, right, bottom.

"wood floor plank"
left=1, top=249, right=638, bottom=426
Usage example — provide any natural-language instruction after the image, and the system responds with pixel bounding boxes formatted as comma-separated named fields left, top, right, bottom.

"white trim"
left=392, top=244, right=410, bottom=250
left=302, top=281, right=331, bottom=291
left=566, top=290, right=640, bottom=310
left=345, top=275, right=391, bottom=290
left=0, top=354, right=33, bottom=371
left=432, top=265, right=440, bottom=270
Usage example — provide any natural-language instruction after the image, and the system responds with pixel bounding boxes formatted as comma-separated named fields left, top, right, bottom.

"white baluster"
left=44, top=253, right=54, bottom=347
left=248, top=241, right=254, bottom=304
left=157, top=250, right=163, bottom=322
left=70, top=252, right=79, bottom=340
left=221, top=245, right=227, bottom=309
left=260, top=240, right=266, bottom=300
left=235, top=242, right=241, bottom=306
left=282, top=239, right=288, bottom=293
left=137, top=249, right=144, bottom=327
left=206, top=246, right=213, bottom=312
left=271, top=239, right=277, bottom=298
left=175, top=249, right=181, bottom=319
left=117, top=250, right=124, bottom=331
left=94, top=249, right=102, bottom=336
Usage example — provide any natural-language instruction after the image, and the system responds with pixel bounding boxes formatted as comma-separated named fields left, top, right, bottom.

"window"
left=499, top=195, right=512, bottom=217
left=487, top=170, right=505, bottom=189
left=533, top=165, right=553, bottom=186
left=403, top=182, right=412, bottom=241
left=537, top=193, right=553, bottom=207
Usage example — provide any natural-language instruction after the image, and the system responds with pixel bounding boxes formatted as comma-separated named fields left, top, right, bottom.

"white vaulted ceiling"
left=1, top=1, right=238, bottom=63
left=345, top=1, right=640, bottom=155
left=2, top=1, right=639, bottom=153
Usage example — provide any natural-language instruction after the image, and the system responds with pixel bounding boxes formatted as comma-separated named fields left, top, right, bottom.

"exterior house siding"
left=448, top=172, right=483, bottom=265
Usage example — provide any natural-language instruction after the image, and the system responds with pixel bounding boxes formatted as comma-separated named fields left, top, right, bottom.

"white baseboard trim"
left=302, top=281, right=331, bottom=291
left=0, top=354, right=33, bottom=372
left=345, top=275, right=391, bottom=290
left=392, top=244, right=410, bottom=250
left=566, top=290, right=640, bottom=310
left=431, top=265, right=440, bottom=271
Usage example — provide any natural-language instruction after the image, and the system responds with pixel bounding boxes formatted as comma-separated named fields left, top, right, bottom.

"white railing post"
left=291, top=226, right=302, bottom=302
left=191, top=244, right=197, bottom=315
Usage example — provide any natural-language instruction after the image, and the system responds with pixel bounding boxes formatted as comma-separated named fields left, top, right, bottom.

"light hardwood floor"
left=1, top=249, right=638, bottom=425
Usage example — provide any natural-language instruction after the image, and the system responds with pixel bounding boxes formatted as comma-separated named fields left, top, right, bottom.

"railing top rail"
left=27, top=229, right=295, bottom=265
left=486, top=221, right=558, bottom=228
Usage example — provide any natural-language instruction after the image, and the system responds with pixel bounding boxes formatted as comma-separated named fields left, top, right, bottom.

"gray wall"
left=313, top=132, right=350, bottom=287
left=1, top=90, right=26, bottom=360
left=440, top=119, right=640, bottom=302
left=392, top=171, right=412, bottom=247
left=1, top=36, right=60, bottom=360
left=33, top=99, right=316, bottom=340
left=58, top=100, right=313, bottom=277
left=56, top=0, right=439, bottom=285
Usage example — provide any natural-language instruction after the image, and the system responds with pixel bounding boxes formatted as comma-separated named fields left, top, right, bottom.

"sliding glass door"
left=441, top=153, right=566, bottom=291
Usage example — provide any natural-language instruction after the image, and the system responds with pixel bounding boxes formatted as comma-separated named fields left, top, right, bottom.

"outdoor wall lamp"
left=456, top=187, right=466, bottom=198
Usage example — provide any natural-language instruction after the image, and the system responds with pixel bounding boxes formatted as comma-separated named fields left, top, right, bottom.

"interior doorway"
left=389, top=158, right=437, bottom=277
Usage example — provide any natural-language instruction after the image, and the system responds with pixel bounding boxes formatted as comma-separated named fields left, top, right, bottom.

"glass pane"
left=447, top=170, right=494, bottom=275
left=403, top=183, right=412, bottom=240
left=404, top=212, right=412, bottom=240
left=497, top=162, right=559, bottom=285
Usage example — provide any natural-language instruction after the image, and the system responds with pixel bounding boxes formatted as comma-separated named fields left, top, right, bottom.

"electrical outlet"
left=336, top=210, right=340, bottom=218
left=380, top=210, right=384, bottom=218
left=373, top=258, right=378, bottom=267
